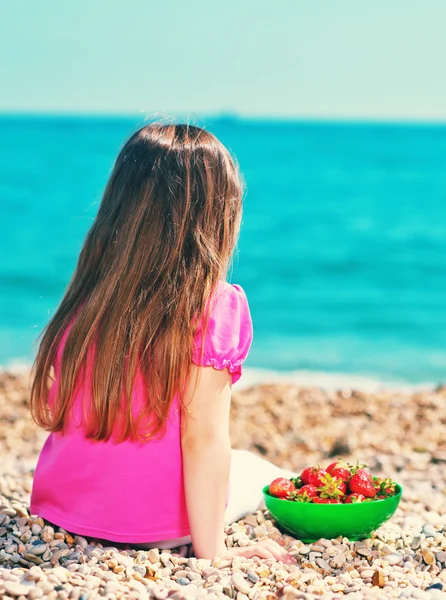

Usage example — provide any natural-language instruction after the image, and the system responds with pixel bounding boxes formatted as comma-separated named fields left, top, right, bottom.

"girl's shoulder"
left=214, top=279, right=250, bottom=308
left=192, top=281, right=253, bottom=384
left=211, top=279, right=252, bottom=332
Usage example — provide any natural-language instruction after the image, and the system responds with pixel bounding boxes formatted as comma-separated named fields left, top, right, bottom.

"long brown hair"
left=30, top=122, right=244, bottom=442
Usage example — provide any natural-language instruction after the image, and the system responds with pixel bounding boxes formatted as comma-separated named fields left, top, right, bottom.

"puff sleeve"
left=192, top=282, right=253, bottom=384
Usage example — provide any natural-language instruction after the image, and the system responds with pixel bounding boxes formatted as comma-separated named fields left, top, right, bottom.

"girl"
left=30, top=122, right=296, bottom=563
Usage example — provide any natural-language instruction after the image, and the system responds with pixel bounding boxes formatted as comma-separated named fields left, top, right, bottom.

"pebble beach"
left=0, top=371, right=445, bottom=600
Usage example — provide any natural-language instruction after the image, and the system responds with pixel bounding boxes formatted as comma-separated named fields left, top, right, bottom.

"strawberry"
left=300, top=467, right=315, bottom=485
left=350, top=464, right=370, bottom=477
left=383, top=482, right=396, bottom=496
left=356, top=468, right=372, bottom=477
left=308, top=468, right=329, bottom=487
left=338, top=481, right=348, bottom=495
left=296, top=484, right=318, bottom=501
left=344, top=493, right=365, bottom=503
left=373, top=478, right=384, bottom=493
left=269, top=477, right=296, bottom=499
left=298, top=460, right=396, bottom=503
left=301, top=466, right=328, bottom=487
left=349, top=472, right=376, bottom=498
left=318, top=473, right=347, bottom=500
left=373, top=477, right=396, bottom=497
left=312, top=497, right=340, bottom=504
left=326, top=459, right=352, bottom=483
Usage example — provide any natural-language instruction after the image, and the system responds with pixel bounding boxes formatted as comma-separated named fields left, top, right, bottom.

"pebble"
left=4, top=581, right=32, bottom=596
left=202, top=567, right=221, bottom=579
left=423, top=550, right=435, bottom=565
left=412, top=536, right=423, bottom=550
left=345, top=585, right=361, bottom=593
left=247, top=571, right=259, bottom=583
left=426, top=584, right=444, bottom=591
left=361, top=569, right=375, bottom=578
left=174, top=569, right=189, bottom=579
left=331, top=553, right=346, bottom=568
left=383, top=554, right=404, bottom=565
left=231, top=571, right=251, bottom=594
left=372, top=570, right=385, bottom=587
left=308, top=551, right=321, bottom=563
left=27, top=544, right=48, bottom=556
left=147, top=548, right=160, bottom=564
left=74, top=536, right=88, bottom=549
left=24, top=553, right=44, bottom=564
left=316, top=558, right=330, bottom=571
left=422, top=525, right=436, bottom=538
left=160, top=553, right=174, bottom=568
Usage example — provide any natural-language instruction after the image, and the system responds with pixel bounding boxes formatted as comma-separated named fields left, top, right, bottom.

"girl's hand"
left=222, top=539, right=297, bottom=565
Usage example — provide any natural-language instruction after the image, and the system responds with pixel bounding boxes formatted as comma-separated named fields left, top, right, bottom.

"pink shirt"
left=30, top=281, right=253, bottom=543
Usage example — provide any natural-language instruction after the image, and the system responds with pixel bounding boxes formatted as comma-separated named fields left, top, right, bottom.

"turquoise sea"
left=2, top=116, right=446, bottom=386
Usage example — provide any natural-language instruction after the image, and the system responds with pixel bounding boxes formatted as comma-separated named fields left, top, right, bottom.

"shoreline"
left=238, top=368, right=436, bottom=394
left=0, top=360, right=438, bottom=394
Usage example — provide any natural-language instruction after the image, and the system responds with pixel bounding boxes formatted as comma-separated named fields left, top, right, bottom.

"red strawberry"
left=308, top=469, right=329, bottom=487
left=312, top=497, right=340, bottom=504
left=300, top=467, right=314, bottom=485
left=352, top=466, right=371, bottom=478
left=296, top=484, right=318, bottom=501
left=373, top=477, right=396, bottom=497
left=344, top=493, right=365, bottom=503
left=383, top=483, right=396, bottom=496
left=329, top=467, right=351, bottom=483
left=351, top=467, right=373, bottom=484
left=301, top=466, right=328, bottom=487
left=269, top=478, right=296, bottom=499
left=318, top=473, right=347, bottom=500
left=349, top=472, right=376, bottom=498
left=373, top=478, right=384, bottom=493
left=326, top=459, right=352, bottom=483
left=338, top=481, right=348, bottom=495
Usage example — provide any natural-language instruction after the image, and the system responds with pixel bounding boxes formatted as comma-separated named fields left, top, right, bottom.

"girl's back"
left=31, top=280, right=252, bottom=542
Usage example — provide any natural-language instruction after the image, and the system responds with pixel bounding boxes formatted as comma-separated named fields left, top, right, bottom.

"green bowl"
left=262, top=483, right=402, bottom=542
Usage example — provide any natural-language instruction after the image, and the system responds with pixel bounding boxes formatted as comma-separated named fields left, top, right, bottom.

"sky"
left=1, top=0, right=445, bottom=120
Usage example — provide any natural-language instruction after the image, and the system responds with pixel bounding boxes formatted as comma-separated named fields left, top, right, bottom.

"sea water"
left=1, top=116, right=446, bottom=386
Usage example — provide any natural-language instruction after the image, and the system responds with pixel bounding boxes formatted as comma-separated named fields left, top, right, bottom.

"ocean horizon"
left=2, top=115, right=446, bottom=386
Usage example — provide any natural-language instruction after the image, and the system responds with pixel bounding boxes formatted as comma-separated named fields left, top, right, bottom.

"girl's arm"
left=181, top=364, right=297, bottom=564
left=181, top=365, right=232, bottom=559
